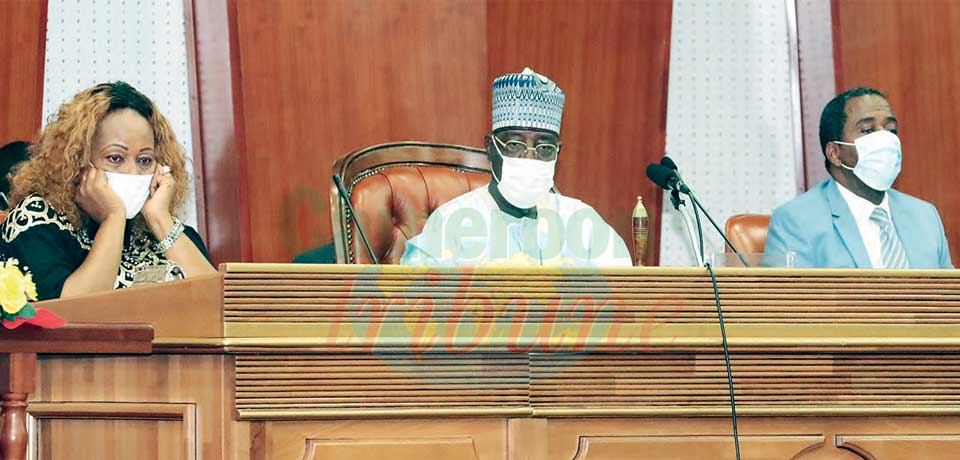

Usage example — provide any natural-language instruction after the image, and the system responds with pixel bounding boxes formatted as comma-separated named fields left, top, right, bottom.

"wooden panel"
left=232, top=0, right=488, bottom=262
left=33, top=274, right=224, bottom=340
left=508, top=418, right=547, bottom=460
left=31, top=354, right=228, bottom=460
left=259, top=419, right=506, bottom=460
left=190, top=0, right=249, bottom=264
left=22, top=264, right=960, bottom=459
left=241, top=416, right=960, bottom=460
left=544, top=417, right=960, bottom=460
left=796, top=0, right=835, bottom=188
left=182, top=0, right=207, bottom=239
left=532, top=353, right=960, bottom=411
left=222, top=351, right=250, bottom=460
left=221, top=265, right=960, bottom=335
left=572, top=435, right=823, bottom=460
left=235, top=354, right=528, bottom=419
left=38, top=419, right=186, bottom=460
left=487, top=0, right=672, bottom=266
left=0, top=0, right=47, bottom=144
left=832, top=0, right=960, bottom=267
left=211, top=265, right=960, bottom=418
left=836, top=434, right=960, bottom=459
left=0, top=324, right=153, bottom=354
left=28, top=402, right=195, bottom=460
left=302, top=437, right=479, bottom=460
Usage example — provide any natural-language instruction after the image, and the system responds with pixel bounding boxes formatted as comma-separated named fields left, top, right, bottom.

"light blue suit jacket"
left=765, top=179, right=953, bottom=269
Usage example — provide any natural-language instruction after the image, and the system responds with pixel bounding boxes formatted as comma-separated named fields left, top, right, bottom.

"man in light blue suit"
left=766, top=87, right=953, bottom=269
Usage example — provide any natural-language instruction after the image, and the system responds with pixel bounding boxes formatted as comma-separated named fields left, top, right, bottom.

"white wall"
left=660, top=0, right=804, bottom=266
left=42, top=0, right=198, bottom=228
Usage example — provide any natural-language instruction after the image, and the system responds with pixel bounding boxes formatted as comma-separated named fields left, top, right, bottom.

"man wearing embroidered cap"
left=401, top=68, right=631, bottom=267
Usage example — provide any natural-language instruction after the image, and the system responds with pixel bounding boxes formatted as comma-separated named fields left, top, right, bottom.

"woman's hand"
left=75, top=164, right=125, bottom=223
left=142, top=165, right=176, bottom=238
left=62, top=164, right=127, bottom=298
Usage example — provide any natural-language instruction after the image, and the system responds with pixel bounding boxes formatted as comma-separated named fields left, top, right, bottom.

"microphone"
left=645, top=164, right=689, bottom=194
left=647, top=163, right=701, bottom=264
left=660, top=155, right=678, bottom=171
left=332, top=174, right=380, bottom=264
left=661, top=157, right=692, bottom=193
left=659, top=156, right=687, bottom=214
left=648, top=156, right=742, bottom=460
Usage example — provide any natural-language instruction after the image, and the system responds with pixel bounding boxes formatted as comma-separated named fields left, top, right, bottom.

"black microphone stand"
left=655, top=159, right=742, bottom=460
left=687, top=193, right=751, bottom=268
left=682, top=187, right=742, bottom=460
left=670, top=186, right=703, bottom=265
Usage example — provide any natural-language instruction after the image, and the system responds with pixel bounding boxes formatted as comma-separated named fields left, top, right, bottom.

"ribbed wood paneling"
left=223, top=268, right=960, bottom=325
left=235, top=354, right=528, bottom=416
left=220, top=265, right=960, bottom=418
left=532, top=353, right=960, bottom=409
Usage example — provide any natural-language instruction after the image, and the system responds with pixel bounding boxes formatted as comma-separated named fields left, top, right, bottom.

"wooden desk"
left=29, top=265, right=960, bottom=459
left=0, top=323, right=153, bottom=460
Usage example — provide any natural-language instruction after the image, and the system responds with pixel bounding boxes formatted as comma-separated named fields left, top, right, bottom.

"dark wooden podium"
left=0, top=323, right=153, bottom=460
left=24, top=264, right=960, bottom=459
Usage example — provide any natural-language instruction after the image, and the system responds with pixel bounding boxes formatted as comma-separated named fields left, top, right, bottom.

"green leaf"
left=17, top=304, right=36, bottom=319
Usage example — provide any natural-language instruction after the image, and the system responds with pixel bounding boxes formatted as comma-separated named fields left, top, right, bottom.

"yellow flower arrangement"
left=0, top=259, right=64, bottom=330
left=0, top=259, right=37, bottom=314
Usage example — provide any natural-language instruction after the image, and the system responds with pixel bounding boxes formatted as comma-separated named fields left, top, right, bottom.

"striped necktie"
left=869, top=207, right=909, bottom=269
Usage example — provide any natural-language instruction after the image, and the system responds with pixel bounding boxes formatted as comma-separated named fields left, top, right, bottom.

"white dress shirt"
left=401, top=185, right=632, bottom=267
left=835, top=182, right=893, bottom=269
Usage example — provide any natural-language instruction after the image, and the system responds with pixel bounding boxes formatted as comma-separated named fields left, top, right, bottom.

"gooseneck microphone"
left=645, top=163, right=689, bottom=194
left=646, top=164, right=703, bottom=265
left=659, top=155, right=679, bottom=171
left=332, top=174, right=379, bottom=264
left=646, top=158, right=742, bottom=460
left=658, top=157, right=685, bottom=212
left=656, top=158, right=707, bottom=260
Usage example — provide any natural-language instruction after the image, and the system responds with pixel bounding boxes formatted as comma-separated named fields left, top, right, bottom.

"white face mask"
left=834, top=130, right=902, bottom=191
left=104, top=171, right=153, bottom=219
left=491, top=135, right=556, bottom=210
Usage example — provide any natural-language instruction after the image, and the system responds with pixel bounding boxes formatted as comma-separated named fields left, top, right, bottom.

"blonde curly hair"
left=10, top=81, right=189, bottom=228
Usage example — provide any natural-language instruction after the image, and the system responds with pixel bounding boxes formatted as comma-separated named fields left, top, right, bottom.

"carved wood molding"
left=26, top=402, right=197, bottom=460
left=571, top=435, right=824, bottom=460
left=836, top=434, right=960, bottom=460
left=301, top=437, right=480, bottom=460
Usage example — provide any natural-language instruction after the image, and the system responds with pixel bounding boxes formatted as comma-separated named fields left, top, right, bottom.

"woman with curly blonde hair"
left=0, top=81, right=215, bottom=300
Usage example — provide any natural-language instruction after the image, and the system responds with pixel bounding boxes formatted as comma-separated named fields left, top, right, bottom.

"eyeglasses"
left=492, top=135, right=560, bottom=161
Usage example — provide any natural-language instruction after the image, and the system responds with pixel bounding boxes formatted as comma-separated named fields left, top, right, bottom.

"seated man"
left=401, top=68, right=631, bottom=267
left=765, top=87, right=952, bottom=268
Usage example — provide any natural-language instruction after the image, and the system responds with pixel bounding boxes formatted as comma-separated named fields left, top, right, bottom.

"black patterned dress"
left=0, top=195, right=212, bottom=300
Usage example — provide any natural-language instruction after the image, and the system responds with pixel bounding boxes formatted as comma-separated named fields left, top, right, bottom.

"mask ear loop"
left=832, top=140, right=858, bottom=170
left=489, top=135, right=504, bottom=184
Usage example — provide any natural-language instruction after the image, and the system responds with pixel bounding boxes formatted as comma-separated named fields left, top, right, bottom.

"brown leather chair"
left=330, top=142, right=492, bottom=264
left=724, top=214, right=771, bottom=254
